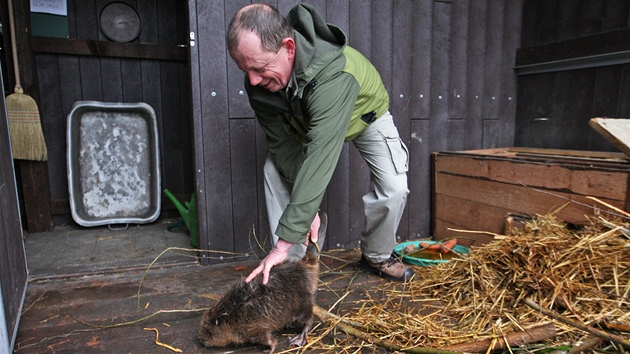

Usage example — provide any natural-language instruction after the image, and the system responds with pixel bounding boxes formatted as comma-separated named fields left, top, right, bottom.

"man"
left=227, top=3, right=413, bottom=284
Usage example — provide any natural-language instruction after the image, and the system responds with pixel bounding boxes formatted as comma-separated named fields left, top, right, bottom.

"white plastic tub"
left=66, top=101, right=161, bottom=227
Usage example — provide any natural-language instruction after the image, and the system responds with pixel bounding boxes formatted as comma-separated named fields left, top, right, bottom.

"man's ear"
left=282, top=38, right=296, bottom=59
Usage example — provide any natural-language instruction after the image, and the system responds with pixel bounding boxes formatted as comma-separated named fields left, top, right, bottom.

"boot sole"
left=359, top=256, right=414, bottom=283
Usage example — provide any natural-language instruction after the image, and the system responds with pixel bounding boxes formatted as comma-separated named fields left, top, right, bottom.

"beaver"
left=199, top=213, right=326, bottom=353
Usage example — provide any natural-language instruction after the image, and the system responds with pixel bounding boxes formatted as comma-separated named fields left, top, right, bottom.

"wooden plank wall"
left=31, top=0, right=193, bottom=223
left=190, top=0, right=523, bottom=262
left=515, top=0, right=630, bottom=151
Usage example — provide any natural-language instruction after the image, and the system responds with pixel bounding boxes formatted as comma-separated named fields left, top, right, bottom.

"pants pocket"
left=384, top=136, right=409, bottom=174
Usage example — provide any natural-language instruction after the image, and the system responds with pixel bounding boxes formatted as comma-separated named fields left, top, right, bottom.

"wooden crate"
left=432, top=148, right=630, bottom=247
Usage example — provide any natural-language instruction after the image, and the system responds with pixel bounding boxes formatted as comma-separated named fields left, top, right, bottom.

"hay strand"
left=71, top=308, right=207, bottom=329
left=586, top=196, right=630, bottom=218
left=143, top=327, right=183, bottom=353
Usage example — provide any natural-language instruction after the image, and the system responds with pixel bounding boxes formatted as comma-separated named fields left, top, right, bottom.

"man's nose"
left=248, top=72, right=263, bottom=86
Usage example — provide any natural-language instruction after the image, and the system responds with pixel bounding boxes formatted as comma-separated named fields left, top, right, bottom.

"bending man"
left=227, top=3, right=413, bottom=284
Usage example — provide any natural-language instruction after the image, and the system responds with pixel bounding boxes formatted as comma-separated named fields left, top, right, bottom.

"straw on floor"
left=310, top=212, right=630, bottom=353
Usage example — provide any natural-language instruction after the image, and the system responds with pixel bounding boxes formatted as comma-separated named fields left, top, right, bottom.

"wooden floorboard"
left=23, top=219, right=197, bottom=280
left=15, top=249, right=396, bottom=353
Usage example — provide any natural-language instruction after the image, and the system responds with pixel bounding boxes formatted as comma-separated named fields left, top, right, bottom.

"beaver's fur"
left=199, top=249, right=320, bottom=353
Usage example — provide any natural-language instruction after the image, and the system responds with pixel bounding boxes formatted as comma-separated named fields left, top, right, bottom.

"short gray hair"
left=227, top=4, right=293, bottom=53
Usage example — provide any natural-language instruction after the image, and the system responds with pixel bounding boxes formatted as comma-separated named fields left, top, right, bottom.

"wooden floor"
left=22, top=219, right=197, bottom=280
left=15, top=221, right=397, bottom=353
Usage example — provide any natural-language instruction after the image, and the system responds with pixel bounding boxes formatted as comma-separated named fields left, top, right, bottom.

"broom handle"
left=7, top=0, right=22, bottom=88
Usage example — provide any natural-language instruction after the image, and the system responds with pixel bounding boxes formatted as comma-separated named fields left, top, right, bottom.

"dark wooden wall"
left=2, top=0, right=625, bottom=264
left=2, top=0, right=524, bottom=260
left=29, top=0, right=193, bottom=224
left=189, top=0, right=524, bottom=263
left=515, top=0, right=630, bottom=150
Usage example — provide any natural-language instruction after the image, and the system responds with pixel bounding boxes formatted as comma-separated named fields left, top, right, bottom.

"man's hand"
left=246, top=213, right=322, bottom=285
left=307, top=212, right=321, bottom=245
left=246, top=238, right=292, bottom=285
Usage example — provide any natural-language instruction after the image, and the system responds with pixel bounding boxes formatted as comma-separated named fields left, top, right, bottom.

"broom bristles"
left=7, top=85, right=47, bottom=161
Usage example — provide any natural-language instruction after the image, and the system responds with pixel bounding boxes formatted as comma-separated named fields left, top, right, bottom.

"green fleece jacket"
left=245, top=3, right=390, bottom=244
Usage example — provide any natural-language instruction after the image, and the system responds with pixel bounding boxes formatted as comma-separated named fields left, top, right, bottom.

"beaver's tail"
left=305, top=211, right=327, bottom=258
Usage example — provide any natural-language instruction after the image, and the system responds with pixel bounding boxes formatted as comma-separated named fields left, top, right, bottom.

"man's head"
left=227, top=4, right=295, bottom=92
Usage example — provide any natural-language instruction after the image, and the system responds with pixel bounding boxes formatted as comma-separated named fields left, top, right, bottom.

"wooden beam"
left=516, top=28, right=630, bottom=67
left=515, top=28, right=630, bottom=74
left=31, top=37, right=188, bottom=61
left=19, top=161, right=52, bottom=232
left=589, top=118, right=630, bottom=158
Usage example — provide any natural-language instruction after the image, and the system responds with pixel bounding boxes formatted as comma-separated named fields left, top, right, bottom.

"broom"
left=6, top=0, right=47, bottom=161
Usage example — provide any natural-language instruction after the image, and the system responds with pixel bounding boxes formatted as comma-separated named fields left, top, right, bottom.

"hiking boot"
left=360, top=255, right=415, bottom=282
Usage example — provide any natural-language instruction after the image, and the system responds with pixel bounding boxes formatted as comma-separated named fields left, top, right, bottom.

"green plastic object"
left=163, top=189, right=198, bottom=248
left=394, top=240, right=469, bottom=267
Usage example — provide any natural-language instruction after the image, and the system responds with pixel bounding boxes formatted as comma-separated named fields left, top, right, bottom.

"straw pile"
left=311, top=213, right=630, bottom=353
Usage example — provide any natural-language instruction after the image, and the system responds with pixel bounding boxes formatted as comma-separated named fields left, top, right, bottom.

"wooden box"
left=432, top=148, right=630, bottom=247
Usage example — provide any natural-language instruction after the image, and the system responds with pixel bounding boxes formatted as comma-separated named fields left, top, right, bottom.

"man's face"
left=230, top=31, right=294, bottom=93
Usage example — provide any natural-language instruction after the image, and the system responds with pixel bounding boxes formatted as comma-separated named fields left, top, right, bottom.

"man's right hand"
left=307, top=212, right=321, bottom=245
left=245, top=238, right=292, bottom=285
left=246, top=213, right=322, bottom=285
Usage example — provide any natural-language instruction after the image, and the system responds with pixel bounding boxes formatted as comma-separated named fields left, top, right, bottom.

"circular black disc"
left=99, top=2, right=141, bottom=43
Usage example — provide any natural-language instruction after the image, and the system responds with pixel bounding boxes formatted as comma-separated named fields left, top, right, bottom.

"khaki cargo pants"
left=264, top=111, right=409, bottom=263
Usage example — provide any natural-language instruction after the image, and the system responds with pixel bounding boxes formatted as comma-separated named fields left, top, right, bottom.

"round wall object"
left=99, top=2, right=141, bottom=43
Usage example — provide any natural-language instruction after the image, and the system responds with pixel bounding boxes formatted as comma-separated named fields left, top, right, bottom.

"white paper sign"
left=30, top=0, right=67, bottom=16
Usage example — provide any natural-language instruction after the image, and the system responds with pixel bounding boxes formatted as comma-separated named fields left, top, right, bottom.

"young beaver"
left=199, top=213, right=326, bottom=353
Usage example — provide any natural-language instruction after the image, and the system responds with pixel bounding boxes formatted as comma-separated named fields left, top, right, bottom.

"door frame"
left=0, top=61, right=29, bottom=352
